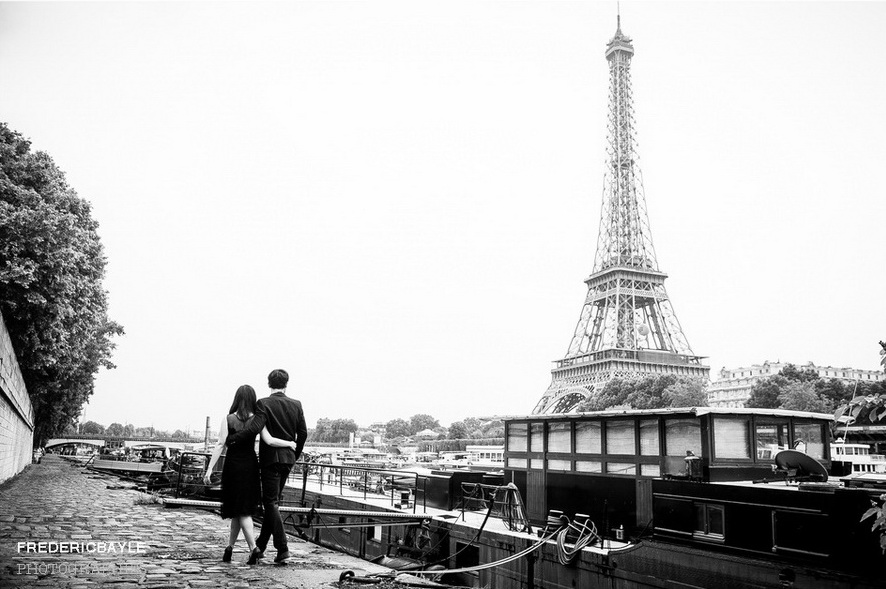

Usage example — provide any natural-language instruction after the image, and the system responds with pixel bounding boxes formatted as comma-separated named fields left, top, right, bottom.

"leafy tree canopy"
left=778, top=364, right=821, bottom=383
left=408, top=413, right=440, bottom=435
left=747, top=363, right=858, bottom=412
left=80, top=420, right=105, bottom=435
left=313, top=418, right=359, bottom=444
left=778, top=381, right=830, bottom=413
left=746, top=375, right=789, bottom=409
left=447, top=417, right=504, bottom=440
left=0, top=123, right=122, bottom=443
left=575, top=375, right=709, bottom=412
left=384, top=418, right=411, bottom=440
left=106, top=422, right=124, bottom=437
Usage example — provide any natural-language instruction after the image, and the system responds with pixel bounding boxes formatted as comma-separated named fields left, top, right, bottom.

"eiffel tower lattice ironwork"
left=533, top=18, right=709, bottom=415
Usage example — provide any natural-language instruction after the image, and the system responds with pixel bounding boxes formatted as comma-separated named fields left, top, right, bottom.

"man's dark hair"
left=268, top=369, right=289, bottom=390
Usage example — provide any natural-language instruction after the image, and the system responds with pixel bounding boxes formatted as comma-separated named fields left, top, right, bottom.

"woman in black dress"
left=204, top=385, right=296, bottom=564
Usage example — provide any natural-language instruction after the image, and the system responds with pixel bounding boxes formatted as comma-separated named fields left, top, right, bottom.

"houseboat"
left=87, top=443, right=178, bottom=478
left=437, top=445, right=505, bottom=470
left=831, top=438, right=886, bottom=474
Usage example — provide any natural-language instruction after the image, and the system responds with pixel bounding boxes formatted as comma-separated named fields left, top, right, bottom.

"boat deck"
left=289, top=475, right=632, bottom=555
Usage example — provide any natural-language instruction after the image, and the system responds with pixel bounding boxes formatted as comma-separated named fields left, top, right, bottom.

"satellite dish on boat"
left=637, top=324, right=650, bottom=336
left=774, top=449, right=828, bottom=482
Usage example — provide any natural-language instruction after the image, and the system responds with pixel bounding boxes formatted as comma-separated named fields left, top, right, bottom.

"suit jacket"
left=226, top=392, right=307, bottom=466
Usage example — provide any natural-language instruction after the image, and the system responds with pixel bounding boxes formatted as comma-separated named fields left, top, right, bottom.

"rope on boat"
left=378, top=527, right=563, bottom=576
left=161, top=497, right=426, bottom=519
left=555, top=515, right=599, bottom=565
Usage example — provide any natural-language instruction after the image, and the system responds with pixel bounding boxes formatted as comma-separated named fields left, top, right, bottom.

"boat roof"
left=501, top=407, right=834, bottom=421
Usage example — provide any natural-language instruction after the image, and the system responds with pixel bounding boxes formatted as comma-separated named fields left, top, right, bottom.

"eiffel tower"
left=533, top=17, right=709, bottom=415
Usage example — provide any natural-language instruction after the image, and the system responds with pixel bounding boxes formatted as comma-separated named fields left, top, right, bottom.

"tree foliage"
left=778, top=364, right=820, bottom=383
left=834, top=391, right=886, bottom=426
left=80, top=420, right=105, bottom=435
left=408, top=413, right=440, bottom=434
left=862, top=493, right=886, bottom=554
left=313, top=418, right=359, bottom=444
left=106, top=422, right=124, bottom=437
left=747, top=364, right=858, bottom=412
left=575, top=375, right=709, bottom=412
left=0, top=123, right=122, bottom=443
left=384, top=418, right=411, bottom=440
left=447, top=417, right=504, bottom=440
left=747, top=375, right=790, bottom=409
left=777, top=381, right=829, bottom=413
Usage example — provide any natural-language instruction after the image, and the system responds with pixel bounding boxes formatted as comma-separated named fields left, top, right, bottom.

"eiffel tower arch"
left=534, top=18, right=709, bottom=415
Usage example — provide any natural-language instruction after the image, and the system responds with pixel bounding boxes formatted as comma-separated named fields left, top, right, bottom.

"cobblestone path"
left=0, top=455, right=388, bottom=588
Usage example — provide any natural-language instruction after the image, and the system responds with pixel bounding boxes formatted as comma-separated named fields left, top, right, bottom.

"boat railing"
left=172, top=454, right=429, bottom=513
left=290, top=463, right=426, bottom=514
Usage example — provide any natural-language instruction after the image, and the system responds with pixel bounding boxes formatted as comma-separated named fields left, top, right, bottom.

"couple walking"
left=204, top=369, right=308, bottom=565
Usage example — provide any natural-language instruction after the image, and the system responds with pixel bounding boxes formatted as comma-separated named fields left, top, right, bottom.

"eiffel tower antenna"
left=532, top=15, right=709, bottom=415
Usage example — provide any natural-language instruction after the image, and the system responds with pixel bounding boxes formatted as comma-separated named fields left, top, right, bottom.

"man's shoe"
left=274, top=550, right=291, bottom=563
left=222, top=545, right=233, bottom=563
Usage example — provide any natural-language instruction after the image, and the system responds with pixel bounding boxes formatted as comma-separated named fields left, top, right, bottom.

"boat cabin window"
left=792, top=422, right=825, bottom=459
left=547, top=422, right=571, bottom=453
left=755, top=420, right=789, bottom=460
left=665, top=418, right=702, bottom=456
left=507, top=423, right=527, bottom=452
left=639, top=419, right=660, bottom=456
left=640, top=463, right=661, bottom=477
left=368, top=523, right=382, bottom=543
left=712, top=417, right=751, bottom=460
left=575, top=421, right=602, bottom=454
left=530, top=423, right=544, bottom=452
left=606, top=420, right=636, bottom=455
left=664, top=418, right=702, bottom=476
left=575, top=460, right=602, bottom=473
left=607, top=462, right=636, bottom=475
left=693, top=503, right=725, bottom=541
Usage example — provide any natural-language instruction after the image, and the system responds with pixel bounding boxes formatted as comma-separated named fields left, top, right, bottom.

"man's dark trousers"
left=257, top=463, right=292, bottom=552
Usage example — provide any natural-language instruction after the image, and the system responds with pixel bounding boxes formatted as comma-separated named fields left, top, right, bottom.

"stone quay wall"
left=0, top=312, right=33, bottom=484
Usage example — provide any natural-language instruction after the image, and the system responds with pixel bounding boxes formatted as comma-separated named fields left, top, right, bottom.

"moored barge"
left=295, top=408, right=883, bottom=588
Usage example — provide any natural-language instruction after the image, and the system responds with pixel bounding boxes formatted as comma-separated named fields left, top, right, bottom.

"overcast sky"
left=1, top=1, right=884, bottom=433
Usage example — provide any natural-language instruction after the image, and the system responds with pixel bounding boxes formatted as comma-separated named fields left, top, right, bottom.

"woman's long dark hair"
left=229, top=385, right=257, bottom=421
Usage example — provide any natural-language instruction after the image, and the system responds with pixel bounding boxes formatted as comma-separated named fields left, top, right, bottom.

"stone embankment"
left=0, top=455, right=389, bottom=588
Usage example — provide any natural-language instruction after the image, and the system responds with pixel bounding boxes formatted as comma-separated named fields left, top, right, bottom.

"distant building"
left=367, top=422, right=387, bottom=435
left=708, top=361, right=885, bottom=408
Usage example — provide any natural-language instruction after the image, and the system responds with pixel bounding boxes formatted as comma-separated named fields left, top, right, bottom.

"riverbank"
left=0, top=455, right=389, bottom=588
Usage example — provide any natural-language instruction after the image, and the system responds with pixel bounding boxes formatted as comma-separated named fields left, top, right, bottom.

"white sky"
left=1, top=1, right=884, bottom=433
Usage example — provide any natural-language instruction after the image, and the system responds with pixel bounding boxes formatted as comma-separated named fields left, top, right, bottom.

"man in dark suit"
left=227, top=368, right=307, bottom=563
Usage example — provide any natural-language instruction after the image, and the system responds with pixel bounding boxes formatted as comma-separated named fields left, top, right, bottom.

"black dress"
left=220, top=414, right=262, bottom=519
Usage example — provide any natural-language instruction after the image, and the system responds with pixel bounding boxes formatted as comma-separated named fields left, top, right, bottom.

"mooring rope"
left=390, top=527, right=562, bottom=576
left=555, top=517, right=599, bottom=565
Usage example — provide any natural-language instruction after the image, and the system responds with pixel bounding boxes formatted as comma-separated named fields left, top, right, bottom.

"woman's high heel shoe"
left=222, top=546, right=233, bottom=562
left=247, top=547, right=262, bottom=565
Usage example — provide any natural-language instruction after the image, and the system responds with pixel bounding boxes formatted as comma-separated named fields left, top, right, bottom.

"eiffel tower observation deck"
left=533, top=17, right=710, bottom=415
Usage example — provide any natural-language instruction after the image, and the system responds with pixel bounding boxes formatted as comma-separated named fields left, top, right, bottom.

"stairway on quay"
left=0, top=455, right=389, bottom=589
